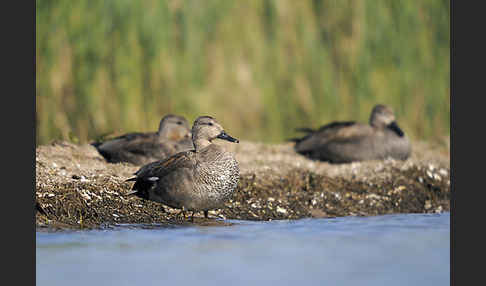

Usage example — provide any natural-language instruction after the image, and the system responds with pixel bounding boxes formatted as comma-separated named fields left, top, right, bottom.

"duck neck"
left=193, top=138, right=212, bottom=152
left=369, top=118, right=387, bottom=129
left=158, top=127, right=183, bottom=141
left=157, top=126, right=170, bottom=139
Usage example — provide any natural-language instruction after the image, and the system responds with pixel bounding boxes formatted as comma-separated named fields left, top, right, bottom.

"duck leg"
left=204, top=210, right=209, bottom=219
left=177, top=206, right=187, bottom=221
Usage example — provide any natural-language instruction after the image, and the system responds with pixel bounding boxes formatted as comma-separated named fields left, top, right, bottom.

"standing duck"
left=92, top=114, right=193, bottom=165
left=126, top=116, right=240, bottom=219
left=290, top=104, right=411, bottom=163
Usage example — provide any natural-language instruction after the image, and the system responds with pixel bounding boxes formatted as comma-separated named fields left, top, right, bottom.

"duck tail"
left=295, top=127, right=315, bottom=133
left=125, top=190, right=139, bottom=196
left=125, top=177, right=145, bottom=197
left=90, top=141, right=102, bottom=148
left=287, top=127, right=315, bottom=143
left=36, top=201, right=47, bottom=215
left=287, top=137, right=303, bottom=143
left=125, top=177, right=137, bottom=182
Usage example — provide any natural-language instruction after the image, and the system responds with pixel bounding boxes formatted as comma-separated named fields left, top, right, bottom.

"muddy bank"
left=35, top=138, right=450, bottom=230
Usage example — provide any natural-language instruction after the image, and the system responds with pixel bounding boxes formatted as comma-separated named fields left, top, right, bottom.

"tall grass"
left=36, top=0, right=450, bottom=145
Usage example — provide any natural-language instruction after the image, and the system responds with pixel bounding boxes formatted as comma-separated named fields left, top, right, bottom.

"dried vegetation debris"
left=36, top=139, right=450, bottom=230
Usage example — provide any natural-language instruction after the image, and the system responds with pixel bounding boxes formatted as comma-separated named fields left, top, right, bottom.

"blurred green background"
left=36, top=0, right=450, bottom=145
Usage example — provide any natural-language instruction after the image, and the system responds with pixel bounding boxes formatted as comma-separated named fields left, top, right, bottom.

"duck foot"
left=176, top=208, right=187, bottom=221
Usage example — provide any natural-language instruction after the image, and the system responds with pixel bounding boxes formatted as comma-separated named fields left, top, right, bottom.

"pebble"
left=366, top=194, right=381, bottom=200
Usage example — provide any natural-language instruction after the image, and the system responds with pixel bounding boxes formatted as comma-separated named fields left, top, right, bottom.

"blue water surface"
left=36, top=212, right=450, bottom=286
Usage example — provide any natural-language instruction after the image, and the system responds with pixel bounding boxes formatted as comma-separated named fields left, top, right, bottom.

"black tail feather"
left=295, top=127, right=315, bottom=133
left=287, top=127, right=316, bottom=143
left=287, top=137, right=304, bottom=143
left=36, top=201, right=47, bottom=215
left=127, top=179, right=154, bottom=199
left=91, top=141, right=103, bottom=148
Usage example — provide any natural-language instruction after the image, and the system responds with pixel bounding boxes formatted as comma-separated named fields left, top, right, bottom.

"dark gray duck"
left=290, top=104, right=411, bottom=163
left=92, top=114, right=194, bottom=165
left=126, top=116, right=240, bottom=219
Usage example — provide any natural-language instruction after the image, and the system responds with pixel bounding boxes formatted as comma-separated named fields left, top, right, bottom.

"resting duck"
left=290, top=104, right=411, bottom=163
left=92, top=114, right=193, bottom=165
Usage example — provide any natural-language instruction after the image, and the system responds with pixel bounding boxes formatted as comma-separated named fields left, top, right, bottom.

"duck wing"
left=112, top=132, right=155, bottom=141
left=290, top=121, right=356, bottom=142
left=121, top=139, right=172, bottom=157
left=316, top=121, right=356, bottom=133
left=287, top=127, right=317, bottom=143
left=295, top=121, right=372, bottom=153
left=126, top=151, right=196, bottom=197
left=91, top=132, right=154, bottom=147
left=93, top=133, right=166, bottom=164
left=92, top=132, right=155, bottom=154
left=128, top=151, right=195, bottom=182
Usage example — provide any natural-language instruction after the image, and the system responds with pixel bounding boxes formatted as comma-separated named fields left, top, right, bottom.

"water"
left=36, top=212, right=450, bottom=286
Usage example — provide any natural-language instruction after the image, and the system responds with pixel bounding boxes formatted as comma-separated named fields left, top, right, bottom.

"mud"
left=36, top=138, right=450, bottom=230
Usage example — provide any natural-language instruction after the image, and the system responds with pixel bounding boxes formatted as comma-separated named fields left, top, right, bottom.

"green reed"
left=36, top=0, right=450, bottom=145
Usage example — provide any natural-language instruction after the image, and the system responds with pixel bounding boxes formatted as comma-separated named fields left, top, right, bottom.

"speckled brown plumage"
left=127, top=116, right=240, bottom=215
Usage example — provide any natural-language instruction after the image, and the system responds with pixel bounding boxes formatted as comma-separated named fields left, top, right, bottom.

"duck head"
left=157, top=114, right=191, bottom=141
left=369, top=104, right=404, bottom=137
left=192, top=116, right=239, bottom=150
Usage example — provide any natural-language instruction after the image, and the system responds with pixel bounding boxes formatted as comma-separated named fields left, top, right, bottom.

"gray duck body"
left=127, top=116, right=240, bottom=212
left=292, top=104, right=411, bottom=163
left=92, top=114, right=193, bottom=165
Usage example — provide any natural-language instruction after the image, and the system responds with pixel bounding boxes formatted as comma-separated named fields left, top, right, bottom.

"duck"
left=126, top=116, right=240, bottom=219
left=290, top=104, right=411, bottom=163
left=92, top=114, right=193, bottom=165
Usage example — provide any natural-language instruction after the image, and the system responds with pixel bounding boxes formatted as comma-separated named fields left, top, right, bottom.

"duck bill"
left=217, top=131, right=239, bottom=143
left=387, top=121, right=404, bottom=137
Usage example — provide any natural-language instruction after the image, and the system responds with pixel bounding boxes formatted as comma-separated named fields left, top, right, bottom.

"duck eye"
left=176, top=121, right=183, bottom=125
left=208, top=122, right=213, bottom=126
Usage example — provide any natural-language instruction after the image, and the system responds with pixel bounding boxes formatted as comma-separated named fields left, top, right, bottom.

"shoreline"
left=36, top=139, right=450, bottom=230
